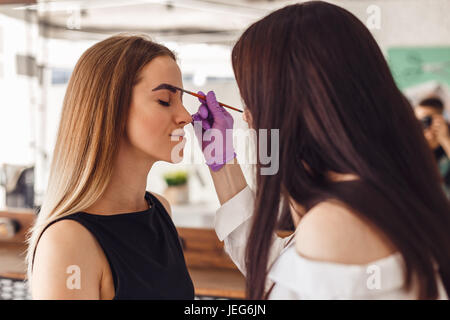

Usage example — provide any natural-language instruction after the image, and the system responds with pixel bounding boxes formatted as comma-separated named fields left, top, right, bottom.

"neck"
left=84, top=138, right=155, bottom=215
left=289, top=171, right=360, bottom=226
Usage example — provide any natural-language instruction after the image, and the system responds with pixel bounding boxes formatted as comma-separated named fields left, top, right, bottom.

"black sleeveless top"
left=39, top=191, right=194, bottom=300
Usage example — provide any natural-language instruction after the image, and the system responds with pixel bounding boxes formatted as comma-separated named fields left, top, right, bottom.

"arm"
left=211, top=162, right=295, bottom=276
left=432, top=115, right=450, bottom=157
left=31, top=219, right=103, bottom=299
left=192, top=91, right=295, bottom=276
left=209, top=159, right=247, bottom=205
left=191, top=90, right=246, bottom=205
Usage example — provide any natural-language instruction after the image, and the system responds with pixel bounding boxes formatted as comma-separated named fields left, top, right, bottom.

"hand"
left=191, top=91, right=236, bottom=171
left=431, top=115, right=450, bottom=145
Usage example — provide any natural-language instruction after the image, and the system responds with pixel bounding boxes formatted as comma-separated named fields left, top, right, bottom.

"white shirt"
left=214, top=186, right=448, bottom=299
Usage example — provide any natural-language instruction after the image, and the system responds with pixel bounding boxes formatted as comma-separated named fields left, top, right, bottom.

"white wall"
left=0, top=13, right=38, bottom=166
left=325, top=0, right=450, bottom=50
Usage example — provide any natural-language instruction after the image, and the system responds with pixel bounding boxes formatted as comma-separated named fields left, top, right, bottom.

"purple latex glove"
left=191, top=91, right=236, bottom=171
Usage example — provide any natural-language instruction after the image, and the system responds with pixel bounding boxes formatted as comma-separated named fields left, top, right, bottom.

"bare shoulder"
left=150, top=192, right=172, bottom=217
left=295, top=200, right=396, bottom=264
left=32, top=218, right=103, bottom=299
left=36, top=219, right=97, bottom=251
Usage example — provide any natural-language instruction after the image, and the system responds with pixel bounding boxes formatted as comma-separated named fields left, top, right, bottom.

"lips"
left=169, top=131, right=185, bottom=142
left=169, top=133, right=185, bottom=138
left=170, top=128, right=185, bottom=138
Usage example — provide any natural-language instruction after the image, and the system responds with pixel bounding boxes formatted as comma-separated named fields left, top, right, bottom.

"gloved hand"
left=191, top=91, right=236, bottom=171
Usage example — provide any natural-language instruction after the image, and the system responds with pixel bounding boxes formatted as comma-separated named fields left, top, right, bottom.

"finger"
left=191, top=113, right=210, bottom=130
left=206, top=91, right=230, bottom=118
left=206, top=91, right=220, bottom=110
left=192, top=104, right=209, bottom=121
left=191, top=112, right=203, bottom=121
left=432, top=120, right=443, bottom=130
left=430, top=126, right=439, bottom=134
left=199, top=104, right=209, bottom=119
left=191, top=113, right=202, bottom=122
left=201, top=118, right=211, bottom=130
left=191, top=113, right=198, bottom=122
left=431, top=116, right=441, bottom=124
left=197, top=91, right=206, bottom=104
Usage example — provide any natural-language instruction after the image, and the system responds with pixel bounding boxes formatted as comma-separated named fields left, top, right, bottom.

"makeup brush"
left=152, top=83, right=243, bottom=113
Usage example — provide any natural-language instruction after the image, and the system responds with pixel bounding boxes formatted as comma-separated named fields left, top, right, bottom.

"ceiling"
left=0, top=0, right=303, bottom=43
left=1, top=0, right=446, bottom=47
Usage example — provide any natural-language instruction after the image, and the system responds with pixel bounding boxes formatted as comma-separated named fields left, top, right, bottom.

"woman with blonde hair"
left=26, top=34, right=194, bottom=299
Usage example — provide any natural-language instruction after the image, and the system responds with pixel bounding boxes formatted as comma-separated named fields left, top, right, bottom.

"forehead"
left=136, top=55, right=182, bottom=89
left=415, top=106, right=440, bottom=118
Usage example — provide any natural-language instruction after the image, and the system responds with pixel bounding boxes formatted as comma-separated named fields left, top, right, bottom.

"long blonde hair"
left=25, top=34, right=175, bottom=287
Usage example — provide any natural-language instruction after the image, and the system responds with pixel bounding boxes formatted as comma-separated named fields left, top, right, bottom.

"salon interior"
left=0, top=0, right=449, bottom=300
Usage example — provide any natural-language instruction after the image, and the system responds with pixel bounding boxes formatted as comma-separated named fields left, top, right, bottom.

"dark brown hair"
left=419, top=97, right=445, bottom=113
left=232, top=1, right=450, bottom=299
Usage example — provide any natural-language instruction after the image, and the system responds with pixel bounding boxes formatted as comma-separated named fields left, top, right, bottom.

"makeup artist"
left=192, top=1, right=450, bottom=299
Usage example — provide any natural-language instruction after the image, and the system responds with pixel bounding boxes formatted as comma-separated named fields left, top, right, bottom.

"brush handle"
left=184, top=90, right=243, bottom=113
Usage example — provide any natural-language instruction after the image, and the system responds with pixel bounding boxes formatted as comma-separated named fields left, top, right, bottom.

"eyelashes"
left=158, top=99, right=170, bottom=107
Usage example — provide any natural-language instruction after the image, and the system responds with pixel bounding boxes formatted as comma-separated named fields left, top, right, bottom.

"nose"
left=175, top=104, right=193, bottom=127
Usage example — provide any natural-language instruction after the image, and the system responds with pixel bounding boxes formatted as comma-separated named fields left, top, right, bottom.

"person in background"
left=414, top=97, right=450, bottom=198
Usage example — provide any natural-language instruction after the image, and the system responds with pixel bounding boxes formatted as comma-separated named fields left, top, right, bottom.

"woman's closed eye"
left=158, top=99, right=170, bottom=107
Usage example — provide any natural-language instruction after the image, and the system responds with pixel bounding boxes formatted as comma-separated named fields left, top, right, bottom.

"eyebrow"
left=152, top=83, right=178, bottom=93
left=151, top=83, right=184, bottom=102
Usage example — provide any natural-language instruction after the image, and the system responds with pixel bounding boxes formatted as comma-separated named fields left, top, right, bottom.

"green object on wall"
left=388, top=47, right=450, bottom=90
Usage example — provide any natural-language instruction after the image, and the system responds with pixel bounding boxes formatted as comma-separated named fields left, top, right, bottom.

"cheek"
left=126, top=107, right=171, bottom=152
